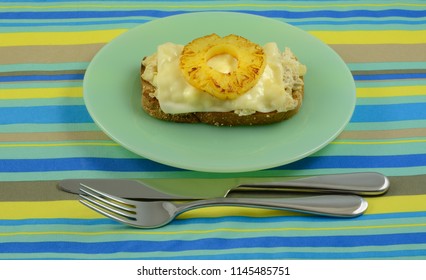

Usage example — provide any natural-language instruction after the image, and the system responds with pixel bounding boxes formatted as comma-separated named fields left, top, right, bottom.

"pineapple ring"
left=179, top=34, right=266, bottom=100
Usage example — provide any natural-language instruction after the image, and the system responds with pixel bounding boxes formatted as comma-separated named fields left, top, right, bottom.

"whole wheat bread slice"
left=140, top=61, right=304, bottom=126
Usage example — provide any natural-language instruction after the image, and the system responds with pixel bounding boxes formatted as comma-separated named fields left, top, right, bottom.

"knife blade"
left=58, top=172, right=389, bottom=199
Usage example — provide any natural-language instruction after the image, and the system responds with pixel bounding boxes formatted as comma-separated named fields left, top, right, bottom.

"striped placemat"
left=1, top=0, right=425, bottom=260
left=1, top=192, right=426, bottom=259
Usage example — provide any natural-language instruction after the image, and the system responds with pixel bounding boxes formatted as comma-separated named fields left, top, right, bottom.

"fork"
left=79, top=184, right=368, bottom=228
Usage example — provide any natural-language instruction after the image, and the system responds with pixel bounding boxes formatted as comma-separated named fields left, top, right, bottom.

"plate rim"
left=83, top=11, right=356, bottom=173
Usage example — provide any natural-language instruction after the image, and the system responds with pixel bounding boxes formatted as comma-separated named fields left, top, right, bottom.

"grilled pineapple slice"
left=179, top=34, right=266, bottom=100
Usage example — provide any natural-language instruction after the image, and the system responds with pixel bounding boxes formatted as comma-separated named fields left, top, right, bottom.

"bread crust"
left=141, top=61, right=304, bottom=126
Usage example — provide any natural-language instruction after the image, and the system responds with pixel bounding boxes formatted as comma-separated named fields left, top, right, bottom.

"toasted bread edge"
left=140, top=61, right=304, bottom=126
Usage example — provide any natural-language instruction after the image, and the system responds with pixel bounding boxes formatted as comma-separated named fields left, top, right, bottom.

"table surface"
left=1, top=0, right=426, bottom=260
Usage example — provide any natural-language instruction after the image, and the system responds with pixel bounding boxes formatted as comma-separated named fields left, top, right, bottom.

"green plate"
left=83, top=12, right=355, bottom=173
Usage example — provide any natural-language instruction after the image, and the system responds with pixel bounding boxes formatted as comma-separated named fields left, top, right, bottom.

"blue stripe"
left=0, top=10, right=425, bottom=20
left=146, top=249, right=426, bottom=260
left=353, top=73, right=426, bottom=81
left=290, top=19, right=426, bottom=26
left=0, top=72, right=422, bottom=82
left=5, top=249, right=426, bottom=260
left=243, top=9, right=426, bottom=19
left=2, top=211, right=425, bottom=226
left=2, top=19, right=426, bottom=28
left=0, top=0, right=217, bottom=2
left=351, top=103, right=426, bottom=122
left=0, top=10, right=186, bottom=19
left=0, top=19, right=150, bottom=27
left=171, top=211, right=426, bottom=225
left=0, top=73, right=426, bottom=82
left=1, top=232, right=426, bottom=254
left=278, top=154, right=426, bottom=170
left=1, top=154, right=425, bottom=172
left=0, top=74, right=84, bottom=82
left=0, top=105, right=92, bottom=124
left=0, top=0, right=320, bottom=1
left=0, top=218, right=117, bottom=226
left=3, top=72, right=424, bottom=83
left=1, top=103, right=424, bottom=124
left=0, top=158, right=180, bottom=172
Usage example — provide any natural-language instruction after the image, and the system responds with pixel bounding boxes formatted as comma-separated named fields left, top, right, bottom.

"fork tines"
left=79, top=184, right=138, bottom=225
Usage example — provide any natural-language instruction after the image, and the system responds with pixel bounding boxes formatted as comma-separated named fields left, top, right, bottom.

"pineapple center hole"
left=207, top=53, right=238, bottom=74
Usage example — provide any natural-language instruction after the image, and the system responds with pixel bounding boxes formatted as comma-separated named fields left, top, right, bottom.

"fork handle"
left=175, top=195, right=368, bottom=218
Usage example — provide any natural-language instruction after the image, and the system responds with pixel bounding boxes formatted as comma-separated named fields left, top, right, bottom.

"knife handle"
left=232, top=172, right=389, bottom=196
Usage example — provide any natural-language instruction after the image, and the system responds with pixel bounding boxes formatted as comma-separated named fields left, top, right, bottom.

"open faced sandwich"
left=141, top=34, right=307, bottom=126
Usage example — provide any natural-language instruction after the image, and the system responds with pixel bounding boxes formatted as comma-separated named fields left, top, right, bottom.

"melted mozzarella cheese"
left=142, top=42, right=305, bottom=115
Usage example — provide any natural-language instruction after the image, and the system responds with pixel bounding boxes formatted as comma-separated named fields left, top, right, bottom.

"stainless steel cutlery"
left=80, top=184, right=369, bottom=228
left=59, top=172, right=389, bottom=200
left=63, top=172, right=390, bottom=228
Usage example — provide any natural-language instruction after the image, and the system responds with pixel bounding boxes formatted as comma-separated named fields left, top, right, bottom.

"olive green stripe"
left=330, top=44, right=426, bottom=63
left=0, top=44, right=105, bottom=64
left=0, top=70, right=86, bottom=77
left=338, top=128, right=426, bottom=140
left=0, top=131, right=111, bottom=142
left=352, top=69, right=426, bottom=75
left=1, top=175, right=425, bottom=202
left=1, top=44, right=425, bottom=65
left=2, top=128, right=425, bottom=143
left=0, top=181, right=77, bottom=202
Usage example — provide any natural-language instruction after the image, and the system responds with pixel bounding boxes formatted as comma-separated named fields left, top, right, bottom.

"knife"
left=58, top=172, right=389, bottom=199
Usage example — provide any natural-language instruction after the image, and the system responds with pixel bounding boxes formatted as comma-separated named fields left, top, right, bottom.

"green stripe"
left=0, top=123, right=100, bottom=133
left=1, top=166, right=426, bottom=182
left=0, top=171, right=198, bottom=181
left=346, top=120, right=426, bottom=130
left=0, top=143, right=136, bottom=159
left=315, top=140, right=426, bottom=156
left=0, top=82, right=82, bottom=89
left=1, top=242, right=426, bottom=260
left=2, top=1, right=424, bottom=10
left=288, top=22, right=426, bottom=31
left=285, top=166, right=426, bottom=178
left=306, top=24, right=426, bottom=31
left=2, top=139, right=426, bottom=161
left=3, top=27, right=422, bottom=38
left=1, top=138, right=425, bottom=159
left=0, top=24, right=133, bottom=33
left=0, top=63, right=89, bottom=72
left=356, top=96, right=426, bottom=106
left=2, top=224, right=426, bottom=243
left=349, top=62, right=426, bottom=72
left=0, top=105, right=419, bottom=130
left=1, top=216, right=425, bottom=240
left=0, top=98, right=85, bottom=107
left=355, top=80, right=426, bottom=88
left=3, top=22, right=425, bottom=33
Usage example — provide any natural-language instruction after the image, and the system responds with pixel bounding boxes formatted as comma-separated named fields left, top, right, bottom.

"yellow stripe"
left=332, top=139, right=426, bottom=145
left=182, top=195, right=426, bottom=218
left=366, top=195, right=426, bottom=215
left=310, top=30, right=426, bottom=44
left=0, top=201, right=97, bottom=219
left=357, top=86, right=426, bottom=98
left=0, top=87, right=82, bottom=99
left=2, top=222, right=426, bottom=237
left=0, top=30, right=126, bottom=47
left=1, top=30, right=424, bottom=47
left=0, top=194, right=425, bottom=220
left=1, top=85, right=423, bottom=100
left=0, top=142, right=119, bottom=147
